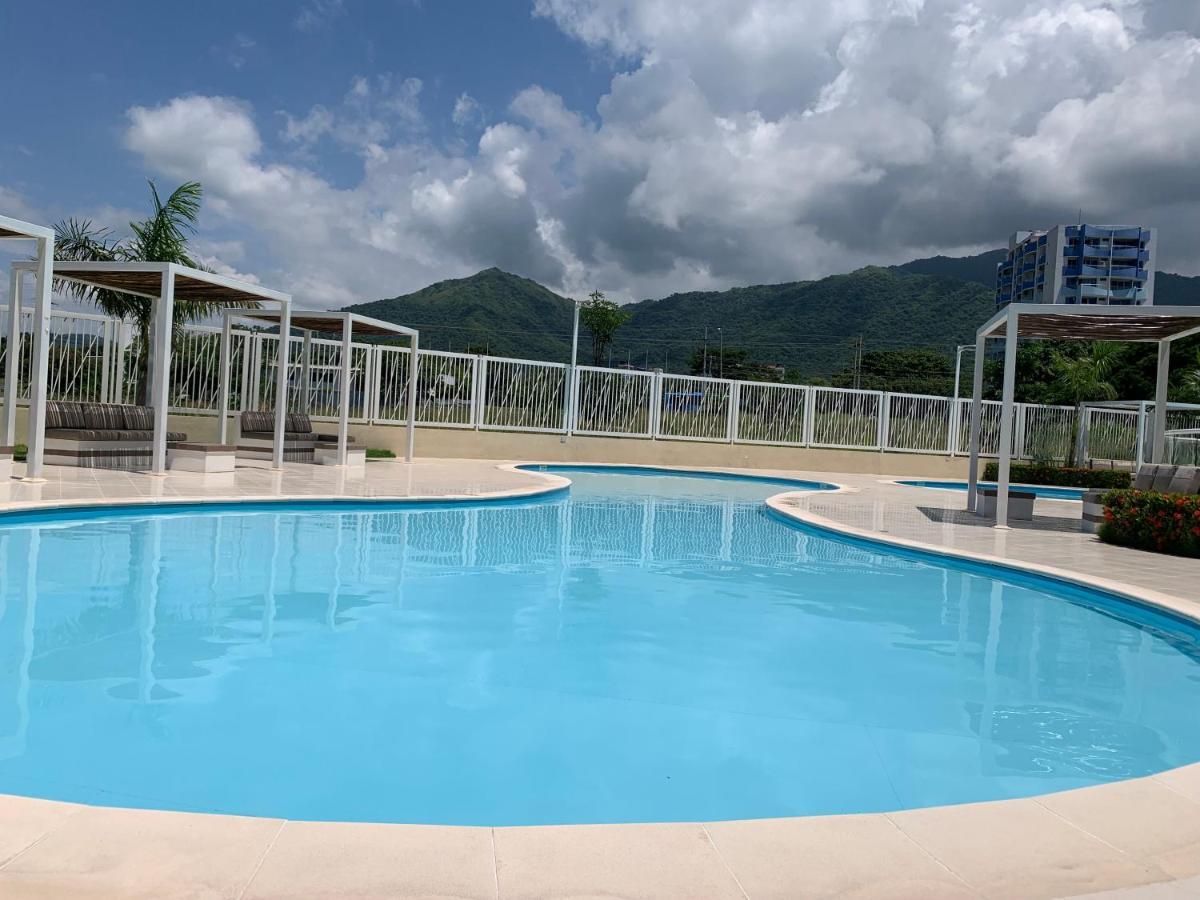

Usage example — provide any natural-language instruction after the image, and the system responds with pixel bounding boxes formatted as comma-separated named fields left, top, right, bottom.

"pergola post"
left=994, top=306, right=1020, bottom=528
left=272, top=304, right=292, bottom=469
left=4, top=267, right=23, bottom=446
left=217, top=314, right=232, bottom=445
left=149, top=267, right=175, bottom=476
left=24, top=235, right=54, bottom=481
left=337, top=321, right=352, bottom=467
left=965, top=331, right=986, bottom=512
left=1151, top=340, right=1170, bottom=463
left=405, top=331, right=419, bottom=463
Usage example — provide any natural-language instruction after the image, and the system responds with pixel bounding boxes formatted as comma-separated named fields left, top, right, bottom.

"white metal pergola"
left=966, top=303, right=1200, bottom=525
left=217, top=310, right=419, bottom=464
left=1, top=215, right=54, bottom=481
left=8, top=261, right=292, bottom=475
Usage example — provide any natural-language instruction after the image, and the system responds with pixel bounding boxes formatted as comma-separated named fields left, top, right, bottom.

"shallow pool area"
left=898, top=478, right=1087, bottom=500
left=1, top=466, right=1198, bottom=827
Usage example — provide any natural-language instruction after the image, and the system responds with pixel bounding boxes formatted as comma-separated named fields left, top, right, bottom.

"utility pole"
left=952, top=343, right=974, bottom=399
left=718, top=327, right=724, bottom=380
left=702, top=327, right=709, bottom=377
left=852, top=335, right=864, bottom=390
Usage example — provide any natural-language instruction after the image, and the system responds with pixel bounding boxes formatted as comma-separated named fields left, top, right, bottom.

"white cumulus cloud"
left=118, top=0, right=1200, bottom=309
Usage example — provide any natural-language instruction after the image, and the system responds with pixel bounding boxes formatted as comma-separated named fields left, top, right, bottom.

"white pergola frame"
left=218, top=309, right=419, bottom=464
left=9, top=260, right=291, bottom=476
left=1, top=215, right=54, bottom=481
left=966, top=303, right=1200, bottom=525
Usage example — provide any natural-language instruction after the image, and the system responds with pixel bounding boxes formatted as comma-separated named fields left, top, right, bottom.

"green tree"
left=579, top=290, right=631, bottom=366
left=53, top=181, right=238, bottom=403
left=833, top=349, right=953, bottom=395
left=1051, top=342, right=1121, bottom=465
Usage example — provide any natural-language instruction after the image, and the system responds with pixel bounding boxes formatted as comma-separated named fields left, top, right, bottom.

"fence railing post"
left=474, top=356, right=489, bottom=429
left=877, top=392, right=890, bottom=450
left=727, top=381, right=740, bottom=443
left=802, top=385, right=814, bottom=445
left=650, top=369, right=664, bottom=439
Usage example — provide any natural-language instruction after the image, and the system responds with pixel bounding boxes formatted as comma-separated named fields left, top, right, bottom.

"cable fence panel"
left=29, top=312, right=112, bottom=404
left=884, top=393, right=953, bottom=453
left=735, top=382, right=807, bottom=445
left=1085, top=408, right=1138, bottom=463
left=573, top=366, right=653, bottom=437
left=249, top=334, right=371, bottom=421
left=374, top=347, right=476, bottom=427
left=479, top=357, right=567, bottom=433
left=1019, top=403, right=1076, bottom=462
left=954, top=398, right=1007, bottom=457
left=656, top=374, right=731, bottom=441
left=810, top=387, right=882, bottom=449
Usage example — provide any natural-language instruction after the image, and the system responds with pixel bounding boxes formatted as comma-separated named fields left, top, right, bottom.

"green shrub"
left=13, top=444, right=26, bottom=462
left=365, top=448, right=396, bottom=459
left=981, top=462, right=1130, bottom=489
left=1099, top=490, right=1200, bottom=558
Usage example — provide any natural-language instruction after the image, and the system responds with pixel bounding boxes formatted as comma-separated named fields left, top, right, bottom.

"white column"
left=1151, top=340, right=1170, bottom=464
left=217, top=314, right=232, bottom=445
left=272, top=303, right=292, bottom=469
left=149, top=269, right=174, bottom=475
left=994, top=307, right=1019, bottom=527
left=4, top=268, right=23, bottom=446
left=405, top=332, right=419, bottom=462
left=337, top=322, right=352, bottom=466
left=965, top=332, right=987, bottom=511
left=24, top=239, right=54, bottom=480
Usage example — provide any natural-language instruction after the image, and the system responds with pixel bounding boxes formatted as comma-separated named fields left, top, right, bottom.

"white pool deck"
left=0, top=459, right=1198, bottom=899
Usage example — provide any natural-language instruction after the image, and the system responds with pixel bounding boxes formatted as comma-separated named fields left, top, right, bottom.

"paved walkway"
left=0, top=460, right=1197, bottom=899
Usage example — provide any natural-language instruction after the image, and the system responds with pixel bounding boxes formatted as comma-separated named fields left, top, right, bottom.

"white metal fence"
left=0, top=306, right=1187, bottom=465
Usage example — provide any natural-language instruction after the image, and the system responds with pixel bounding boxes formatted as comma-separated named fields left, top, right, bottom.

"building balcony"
left=1069, top=284, right=1148, bottom=302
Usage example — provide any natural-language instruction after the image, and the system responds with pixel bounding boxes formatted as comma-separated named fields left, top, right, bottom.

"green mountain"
left=345, top=266, right=993, bottom=379
left=344, top=267, right=576, bottom=360
left=896, top=249, right=1200, bottom=306
left=343, top=252, right=1200, bottom=381
left=613, top=267, right=991, bottom=379
left=896, top=250, right=1007, bottom=286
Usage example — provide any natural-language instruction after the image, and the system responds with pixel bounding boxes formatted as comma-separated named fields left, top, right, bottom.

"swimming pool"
left=1, top=466, right=1197, bottom=826
left=898, top=479, right=1087, bottom=500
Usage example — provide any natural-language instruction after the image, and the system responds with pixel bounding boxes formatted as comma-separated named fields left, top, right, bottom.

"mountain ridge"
left=343, top=253, right=1200, bottom=379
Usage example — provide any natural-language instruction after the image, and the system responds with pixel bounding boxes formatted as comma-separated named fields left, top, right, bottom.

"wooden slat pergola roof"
left=40, top=261, right=289, bottom=307
left=981, top=304, right=1200, bottom=342
left=223, top=309, right=416, bottom=338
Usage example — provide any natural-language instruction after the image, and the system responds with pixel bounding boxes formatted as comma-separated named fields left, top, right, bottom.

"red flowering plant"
left=1099, top=490, right=1200, bottom=558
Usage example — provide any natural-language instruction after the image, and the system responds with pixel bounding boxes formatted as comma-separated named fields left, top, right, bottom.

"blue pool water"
left=898, top=479, right=1087, bottom=500
left=1, top=467, right=1198, bottom=825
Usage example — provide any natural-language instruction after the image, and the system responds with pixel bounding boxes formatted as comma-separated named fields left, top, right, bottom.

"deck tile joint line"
left=700, top=823, right=751, bottom=900
left=235, top=817, right=288, bottom=900
left=0, top=804, right=87, bottom=872
left=881, top=813, right=977, bottom=892
left=489, top=826, right=501, bottom=900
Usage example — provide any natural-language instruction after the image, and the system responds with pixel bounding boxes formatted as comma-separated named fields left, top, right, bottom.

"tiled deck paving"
left=0, top=459, right=1197, bottom=899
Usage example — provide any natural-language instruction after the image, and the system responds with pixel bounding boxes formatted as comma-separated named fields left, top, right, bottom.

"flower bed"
left=1099, top=490, right=1200, bottom=558
left=981, top=463, right=1130, bottom=490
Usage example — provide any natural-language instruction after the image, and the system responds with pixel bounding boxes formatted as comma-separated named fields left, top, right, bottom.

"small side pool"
left=897, top=479, right=1086, bottom=501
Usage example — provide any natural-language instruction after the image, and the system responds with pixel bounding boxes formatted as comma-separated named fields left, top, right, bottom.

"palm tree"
left=1052, top=342, right=1121, bottom=466
left=54, top=181, right=240, bottom=404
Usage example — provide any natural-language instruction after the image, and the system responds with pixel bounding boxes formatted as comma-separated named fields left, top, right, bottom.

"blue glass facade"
left=995, top=224, right=1155, bottom=307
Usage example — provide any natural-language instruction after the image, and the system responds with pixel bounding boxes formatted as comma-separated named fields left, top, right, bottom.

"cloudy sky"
left=2, top=0, right=1199, bottom=308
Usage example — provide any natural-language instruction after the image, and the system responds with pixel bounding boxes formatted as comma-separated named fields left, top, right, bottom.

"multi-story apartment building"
left=995, top=224, right=1156, bottom=307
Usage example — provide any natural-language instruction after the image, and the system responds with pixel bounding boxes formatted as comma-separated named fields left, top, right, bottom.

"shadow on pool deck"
left=918, top=505, right=1082, bottom=533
